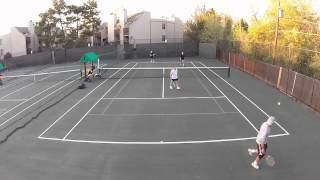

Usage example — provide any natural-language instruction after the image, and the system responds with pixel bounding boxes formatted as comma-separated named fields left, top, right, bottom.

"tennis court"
left=0, top=58, right=319, bottom=180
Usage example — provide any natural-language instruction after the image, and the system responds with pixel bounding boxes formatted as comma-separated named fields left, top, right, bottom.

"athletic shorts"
left=171, top=79, right=178, bottom=81
left=257, top=143, right=268, bottom=159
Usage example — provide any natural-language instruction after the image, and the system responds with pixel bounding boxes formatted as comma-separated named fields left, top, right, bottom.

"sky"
left=0, top=0, right=319, bottom=35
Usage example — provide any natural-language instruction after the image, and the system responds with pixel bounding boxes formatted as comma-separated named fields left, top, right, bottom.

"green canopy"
left=80, top=52, right=98, bottom=63
left=0, top=63, right=4, bottom=71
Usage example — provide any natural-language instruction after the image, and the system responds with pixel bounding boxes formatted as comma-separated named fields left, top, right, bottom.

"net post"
left=228, top=67, right=231, bottom=78
left=33, top=74, right=36, bottom=81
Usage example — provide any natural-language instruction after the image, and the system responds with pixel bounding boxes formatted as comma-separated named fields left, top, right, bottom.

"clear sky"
left=0, top=0, right=319, bottom=35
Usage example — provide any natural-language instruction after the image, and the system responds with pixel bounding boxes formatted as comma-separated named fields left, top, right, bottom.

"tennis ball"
left=277, top=102, right=281, bottom=106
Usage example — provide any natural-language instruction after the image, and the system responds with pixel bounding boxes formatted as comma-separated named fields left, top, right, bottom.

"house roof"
left=15, top=27, right=29, bottom=35
left=125, top=12, right=144, bottom=25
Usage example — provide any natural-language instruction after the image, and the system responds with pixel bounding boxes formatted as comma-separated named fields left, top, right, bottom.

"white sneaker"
left=170, top=86, right=173, bottom=89
left=251, top=161, right=259, bottom=170
left=177, top=86, right=181, bottom=90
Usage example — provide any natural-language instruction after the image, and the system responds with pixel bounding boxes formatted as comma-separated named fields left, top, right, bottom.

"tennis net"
left=1, top=69, right=82, bottom=85
left=97, top=66, right=231, bottom=80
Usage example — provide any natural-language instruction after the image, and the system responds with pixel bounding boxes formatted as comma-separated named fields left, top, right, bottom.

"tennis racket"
left=265, top=155, right=276, bottom=167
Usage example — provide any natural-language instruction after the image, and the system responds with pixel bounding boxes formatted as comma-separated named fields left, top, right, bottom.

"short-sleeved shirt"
left=150, top=53, right=154, bottom=58
left=256, top=122, right=271, bottom=144
left=170, top=69, right=178, bottom=80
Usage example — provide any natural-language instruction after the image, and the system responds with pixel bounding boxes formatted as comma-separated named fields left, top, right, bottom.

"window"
left=162, top=35, right=166, bottom=42
left=162, top=23, right=166, bottom=29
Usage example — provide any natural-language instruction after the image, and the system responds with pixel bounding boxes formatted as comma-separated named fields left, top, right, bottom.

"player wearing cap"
left=169, top=67, right=180, bottom=90
left=248, top=116, right=275, bottom=169
left=179, top=51, right=185, bottom=66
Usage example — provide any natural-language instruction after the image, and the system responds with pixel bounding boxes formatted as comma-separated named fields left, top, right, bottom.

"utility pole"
left=273, top=0, right=283, bottom=65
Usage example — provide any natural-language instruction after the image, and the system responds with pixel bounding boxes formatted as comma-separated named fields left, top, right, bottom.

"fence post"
left=291, top=72, right=297, bottom=96
left=277, top=67, right=282, bottom=89
left=310, top=76, right=316, bottom=107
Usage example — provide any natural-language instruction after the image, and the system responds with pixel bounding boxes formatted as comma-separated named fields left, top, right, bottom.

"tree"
left=185, top=7, right=225, bottom=43
left=35, top=0, right=101, bottom=49
left=80, top=0, right=101, bottom=44
left=35, top=8, right=59, bottom=49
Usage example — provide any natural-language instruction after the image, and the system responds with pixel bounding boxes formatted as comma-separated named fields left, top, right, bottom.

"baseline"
left=88, top=112, right=239, bottom=116
left=101, top=96, right=225, bottom=100
left=38, top=133, right=289, bottom=145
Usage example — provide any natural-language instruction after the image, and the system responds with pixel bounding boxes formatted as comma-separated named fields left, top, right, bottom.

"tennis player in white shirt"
left=248, top=116, right=275, bottom=169
left=169, top=67, right=180, bottom=90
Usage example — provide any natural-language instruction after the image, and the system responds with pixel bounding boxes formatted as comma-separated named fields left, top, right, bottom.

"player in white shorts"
left=248, top=116, right=274, bottom=169
left=169, top=67, right=180, bottom=90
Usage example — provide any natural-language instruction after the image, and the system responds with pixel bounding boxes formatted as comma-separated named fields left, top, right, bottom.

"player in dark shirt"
left=150, top=50, right=155, bottom=63
left=180, top=51, right=185, bottom=66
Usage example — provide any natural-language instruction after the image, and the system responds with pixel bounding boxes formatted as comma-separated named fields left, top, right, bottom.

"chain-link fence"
left=1, top=44, right=117, bottom=70
left=122, top=38, right=198, bottom=59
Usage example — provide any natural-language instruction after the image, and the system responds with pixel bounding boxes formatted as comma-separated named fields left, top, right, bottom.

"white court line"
left=191, top=62, right=259, bottom=133
left=0, top=99, right=28, bottom=102
left=38, top=63, right=131, bottom=138
left=198, top=62, right=290, bottom=135
left=101, top=96, right=225, bottom=100
left=38, top=133, right=289, bottom=145
left=2, top=69, right=80, bottom=79
left=0, top=73, right=55, bottom=100
left=0, top=74, right=34, bottom=90
left=49, top=64, right=83, bottom=70
left=62, top=63, right=138, bottom=139
left=0, top=74, right=80, bottom=128
left=88, top=112, right=239, bottom=116
left=101, top=64, right=139, bottom=114
left=98, top=66, right=229, bottom=70
left=190, top=63, right=225, bottom=113
left=0, top=73, right=79, bottom=120
left=136, top=61, right=193, bottom=64
left=162, top=68, right=165, bottom=98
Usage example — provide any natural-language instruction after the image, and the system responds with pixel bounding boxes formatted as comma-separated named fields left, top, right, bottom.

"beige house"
left=108, top=9, right=183, bottom=45
left=0, top=21, right=39, bottom=59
